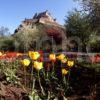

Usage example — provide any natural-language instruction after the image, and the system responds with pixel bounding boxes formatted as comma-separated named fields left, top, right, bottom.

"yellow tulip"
left=33, top=61, right=43, bottom=71
left=61, top=58, right=67, bottom=64
left=57, top=54, right=65, bottom=61
left=28, top=51, right=40, bottom=60
left=49, top=53, right=56, bottom=62
left=21, top=59, right=30, bottom=67
left=0, top=52, right=3, bottom=56
left=67, top=60, right=74, bottom=67
left=62, top=69, right=68, bottom=75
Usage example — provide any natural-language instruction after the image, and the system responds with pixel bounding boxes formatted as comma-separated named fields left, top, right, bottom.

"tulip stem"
left=31, top=63, right=35, bottom=90
left=31, top=65, right=33, bottom=88
left=38, top=71, right=45, bottom=96
left=47, top=91, right=51, bottom=100
left=24, top=67, right=27, bottom=87
left=47, top=72, right=49, bottom=79
left=68, top=69, right=70, bottom=83
left=51, top=62, right=54, bottom=75
left=32, top=78, right=36, bottom=92
left=63, top=76, right=66, bottom=85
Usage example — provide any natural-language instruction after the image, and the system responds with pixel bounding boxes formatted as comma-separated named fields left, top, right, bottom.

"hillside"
left=13, top=11, right=66, bottom=51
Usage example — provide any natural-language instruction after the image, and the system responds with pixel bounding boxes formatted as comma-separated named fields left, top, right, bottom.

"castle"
left=14, top=10, right=65, bottom=34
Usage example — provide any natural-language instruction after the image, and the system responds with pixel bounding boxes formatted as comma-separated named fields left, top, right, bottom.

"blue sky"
left=0, top=0, right=80, bottom=33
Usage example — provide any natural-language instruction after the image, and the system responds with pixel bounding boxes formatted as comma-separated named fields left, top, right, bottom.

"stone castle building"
left=15, top=10, right=64, bottom=32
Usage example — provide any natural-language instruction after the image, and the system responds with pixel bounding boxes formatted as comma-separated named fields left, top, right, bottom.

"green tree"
left=13, top=24, right=47, bottom=52
left=64, top=10, right=92, bottom=51
left=0, top=37, right=15, bottom=51
left=74, top=0, right=100, bottom=32
left=0, top=27, right=14, bottom=51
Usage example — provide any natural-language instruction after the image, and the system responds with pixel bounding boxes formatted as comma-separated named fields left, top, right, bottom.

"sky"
left=0, top=0, right=80, bottom=33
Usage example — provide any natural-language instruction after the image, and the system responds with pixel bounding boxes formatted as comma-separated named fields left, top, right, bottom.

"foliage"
left=89, top=41, right=100, bottom=53
left=0, top=52, right=75, bottom=99
left=0, top=26, right=14, bottom=51
left=0, top=60, right=20, bottom=84
left=0, top=37, right=15, bottom=51
left=74, top=0, right=100, bottom=32
left=20, top=52, right=75, bottom=99
left=13, top=24, right=47, bottom=52
left=0, top=51, right=100, bottom=99
left=13, top=23, right=66, bottom=52
left=65, top=10, right=92, bottom=51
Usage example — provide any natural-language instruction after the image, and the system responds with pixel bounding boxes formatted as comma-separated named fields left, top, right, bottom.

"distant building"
left=14, top=10, right=64, bottom=32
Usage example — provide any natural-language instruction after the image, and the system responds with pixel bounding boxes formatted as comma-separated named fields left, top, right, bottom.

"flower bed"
left=0, top=51, right=100, bottom=99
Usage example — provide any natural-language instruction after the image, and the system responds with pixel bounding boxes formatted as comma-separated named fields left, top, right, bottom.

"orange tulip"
left=49, top=53, right=56, bottom=62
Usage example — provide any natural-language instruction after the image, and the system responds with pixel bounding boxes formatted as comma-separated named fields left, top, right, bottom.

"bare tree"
left=0, top=26, right=10, bottom=37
